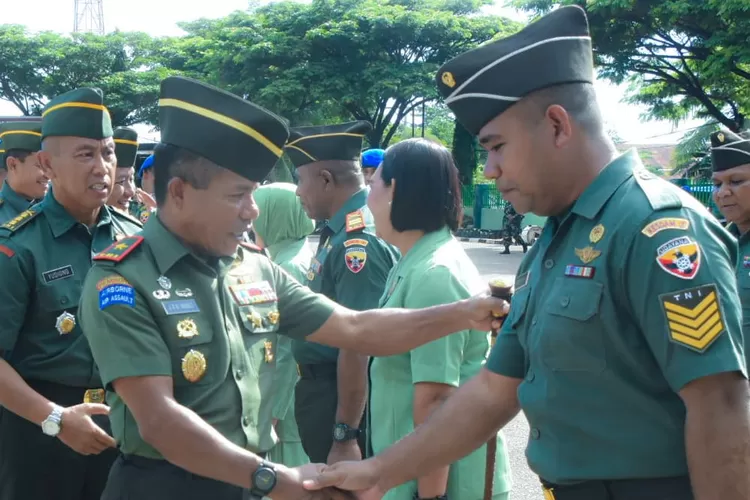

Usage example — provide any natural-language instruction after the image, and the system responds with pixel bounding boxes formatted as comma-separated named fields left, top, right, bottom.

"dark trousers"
left=542, top=476, right=693, bottom=500
left=102, top=454, right=250, bottom=500
left=294, top=363, right=367, bottom=463
left=0, top=380, right=118, bottom=500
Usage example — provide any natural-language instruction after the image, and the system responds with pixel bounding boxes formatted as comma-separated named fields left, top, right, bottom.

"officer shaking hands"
left=0, top=121, right=48, bottom=223
left=77, top=76, right=506, bottom=500
left=305, top=6, right=750, bottom=500
left=0, top=87, right=143, bottom=500
left=287, top=121, right=399, bottom=465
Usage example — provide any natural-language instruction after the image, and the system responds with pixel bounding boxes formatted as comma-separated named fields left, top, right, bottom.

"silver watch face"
left=334, top=425, right=346, bottom=440
left=42, top=419, right=60, bottom=436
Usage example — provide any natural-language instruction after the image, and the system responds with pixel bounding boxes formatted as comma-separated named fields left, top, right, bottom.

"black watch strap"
left=333, top=422, right=361, bottom=442
left=413, top=494, right=448, bottom=500
left=250, top=461, right=277, bottom=499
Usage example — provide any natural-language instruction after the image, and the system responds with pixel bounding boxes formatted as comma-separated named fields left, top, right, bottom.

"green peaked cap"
left=114, top=127, right=139, bottom=168
left=41, top=87, right=113, bottom=140
left=0, top=121, right=42, bottom=154
left=284, top=121, right=372, bottom=168
left=710, top=129, right=750, bottom=172
left=159, top=76, right=290, bottom=182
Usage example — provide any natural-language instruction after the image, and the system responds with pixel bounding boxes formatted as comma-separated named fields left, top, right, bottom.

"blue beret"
left=138, top=154, right=154, bottom=179
left=361, top=148, right=385, bottom=167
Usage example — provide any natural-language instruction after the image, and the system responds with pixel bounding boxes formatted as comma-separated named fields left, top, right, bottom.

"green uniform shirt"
left=487, top=150, right=746, bottom=484
left=292, top=189, right=398, bottom=365
left=371, top=227, right=511, bottom=500
left=0, top=189, right=142, bottom=387
left=0, top=181, right=36, bottom=223
left=727, top=223, right=750, bottom=362
left=78, top=216, right=337, bottom=459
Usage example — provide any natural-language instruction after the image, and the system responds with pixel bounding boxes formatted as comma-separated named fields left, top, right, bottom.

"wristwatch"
left=249, top=461, right=277, bottom=499
left=332, top=422, right=361, bottom=442
left=41, top=405, right=64, bottom=437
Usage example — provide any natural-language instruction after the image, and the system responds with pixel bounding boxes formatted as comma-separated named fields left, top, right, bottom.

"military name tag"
left=229, top=281, right=277, bottom=306
left=162, top=299, right=201, bottom=315
left=42, top=265, right=74, bottom=284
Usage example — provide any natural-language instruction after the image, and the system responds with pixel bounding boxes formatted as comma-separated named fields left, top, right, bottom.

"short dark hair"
left=524, top=82, right=604, bottom=136
left=153, top=143, right=222, bottom=207
left=3, top=149, right=32, bottom=168
left=320, top=160, right=363, bottom=187
left=381, top=138, right=462, bottom=233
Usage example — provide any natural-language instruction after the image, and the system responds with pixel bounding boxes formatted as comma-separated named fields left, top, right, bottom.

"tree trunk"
left=452, top=120, right=476, bottom=186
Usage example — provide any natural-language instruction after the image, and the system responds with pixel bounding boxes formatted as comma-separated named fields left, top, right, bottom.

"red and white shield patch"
left=344, top=246, right=367, bottom=274
left=655, top=236, right=701, bottom=280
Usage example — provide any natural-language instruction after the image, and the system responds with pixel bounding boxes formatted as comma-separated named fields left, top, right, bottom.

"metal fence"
left=463, top=179, right=721, bottom=220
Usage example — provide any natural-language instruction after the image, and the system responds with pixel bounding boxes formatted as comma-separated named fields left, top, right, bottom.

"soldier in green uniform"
left=288, top=121, right=399, bottom=464
left=0, top=121, right=48, bottom=222
left=77, top=76, right=507, bottom=500
left=305, top=7, right=750, bottom=500
left=0, top=88, right=143, bottom=500
left=253, top=182, right=315, bottom=468
left=108, top=126, right=138, bottom=213
left=710, top=129, right=750, bottom=349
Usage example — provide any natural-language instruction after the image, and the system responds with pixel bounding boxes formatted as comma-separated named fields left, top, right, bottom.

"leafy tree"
left=0, top=26, right=172, bottom=125
left=176, top=0, right=519, bottom=147
left=513, top=0, right=750, bottom=132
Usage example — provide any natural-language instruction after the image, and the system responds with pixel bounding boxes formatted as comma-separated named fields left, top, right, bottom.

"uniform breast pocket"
left=37, top=281, right=82, bottom=336
left=239, top=302, right=280, bottom=337
left=507, top=286, right=531, bottom=345
left=162, top=316, right=217, bottom=386
left=539, top=277, right=606, bottom=373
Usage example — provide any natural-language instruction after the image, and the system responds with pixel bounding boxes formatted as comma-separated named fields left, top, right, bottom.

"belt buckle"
left=542, top=486, right=556, bottom=500
left=83, top=388, right=105, bottom=404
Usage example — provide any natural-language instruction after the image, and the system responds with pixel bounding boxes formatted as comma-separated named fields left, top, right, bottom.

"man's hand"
left=464, top=293, right=510, bottom=331
left=303, top=459, right=384, bottom=499
left=135, top=188, right=156, bottom=209
left=328, top=440, right=362, bottom=465
left=57, top=403, right=117, bottom=455
left=272, top=463, right=356, bottom=499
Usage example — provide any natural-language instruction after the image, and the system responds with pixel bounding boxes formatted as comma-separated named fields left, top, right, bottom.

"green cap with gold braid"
left=41, top=87, right=113, bottom=140
left=285, top=121, right=372, bottom=169
left=0, top=121, right=42, bottom=155
left=113, top=127, right=139, bottom=168
left=159, top=76, right=290, bottom=182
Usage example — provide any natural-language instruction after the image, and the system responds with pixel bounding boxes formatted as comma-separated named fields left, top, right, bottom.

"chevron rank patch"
left=660, top=284, right=725, bottom=353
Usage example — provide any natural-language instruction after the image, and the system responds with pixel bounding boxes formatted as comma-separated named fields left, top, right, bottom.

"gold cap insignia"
left=248, top=311, right=263, bottom=329
left=441, top=71, right=456, bottom=88
left=181, top=350, right=207, bottom=383
left=575, top=246, right=602, bottom=265
left=267, top=311, right=279, bottom=325
left=589, top=224, right=605, bottom=244
left=55, top=311, right=76, bottom=335
left=264, top=340, right=274, bottom=363
left=177, top=318, right=199, bottom=339
left=717, top=132, right=725, bottom=143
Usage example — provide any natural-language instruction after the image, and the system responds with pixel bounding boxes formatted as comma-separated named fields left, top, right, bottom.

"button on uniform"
left=544, top=259, right=554, bottom=269
left=530, top=428, right=541, bottom=440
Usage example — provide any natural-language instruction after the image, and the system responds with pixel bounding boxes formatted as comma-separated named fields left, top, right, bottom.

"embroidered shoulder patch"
left=655, top=236, right=701, bottom=280
left=345, top=210, right=366, bottom=233
left=345, top=242, right=367, bottom=273
left=641, top=218, right=690, bottom=237
left=97, top=275, right=135, bottom=310
left=1, top=208, right=40, bottom=232
left=93, top=235, right=144, bottom=263
left=660, top=284, right=725, bottom=353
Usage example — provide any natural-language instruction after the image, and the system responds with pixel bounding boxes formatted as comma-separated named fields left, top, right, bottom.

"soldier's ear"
left=167, top=177, right=186, bottom=209
left=37, top=151, right=55, bottom=180
left=319, top=168, right=335, bottom=188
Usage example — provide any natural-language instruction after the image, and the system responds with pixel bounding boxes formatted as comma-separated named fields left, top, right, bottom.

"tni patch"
left=656, top=236, right=700, bottom=280
left=660, top=284, right=725, bottom=353
left=564, top=265, right=595, bottom=279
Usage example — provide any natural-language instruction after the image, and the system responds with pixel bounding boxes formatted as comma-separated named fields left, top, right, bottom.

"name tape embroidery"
left=162, top=299, right=201, bottom=315
left=42, top=265, right=74, bottom=284
left=641, top=218, right=690, bottom=237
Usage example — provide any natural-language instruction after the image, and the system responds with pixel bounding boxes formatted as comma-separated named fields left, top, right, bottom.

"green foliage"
left=671, top=122, right=721, bottom=180
left=0, top=26, right=172, bottom=125
left=513, top=0, right=750, bottom=132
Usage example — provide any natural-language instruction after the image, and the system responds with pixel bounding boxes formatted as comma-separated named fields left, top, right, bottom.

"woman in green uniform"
left=253, top=182, right=313, bottom=468
left=366, top=138, right=512, bottom=500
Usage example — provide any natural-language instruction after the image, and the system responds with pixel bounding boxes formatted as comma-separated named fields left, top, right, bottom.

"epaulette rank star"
left=93, top=235, right=144, bottom=263
left=345, top=210, right=366, bottom=233
left=1, top=208, right=40, bottom=232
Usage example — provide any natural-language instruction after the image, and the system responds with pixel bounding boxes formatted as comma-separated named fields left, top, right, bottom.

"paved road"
left=308, top=237, right=541, bottom=499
